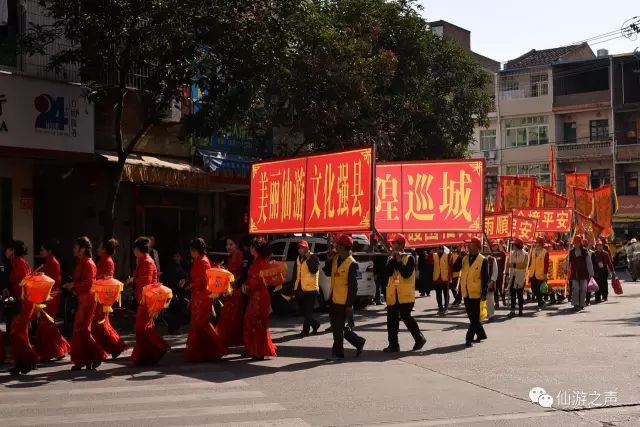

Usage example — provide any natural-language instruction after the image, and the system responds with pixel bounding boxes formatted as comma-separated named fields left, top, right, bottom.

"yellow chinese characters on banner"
left=498, top=176, right=537, bottom=211
left=485, top=213, right=512, bottom=239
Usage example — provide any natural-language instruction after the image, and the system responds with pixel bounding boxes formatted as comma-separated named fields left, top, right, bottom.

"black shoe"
left=112, top=352, right=121, bottom=360
left=383, top=345, right=400, bottom=353
left=298, top=331, right=310, bottom=338
left=603, top=297, right=608, bottom=302
left=518, top=310, right=523, bottom=317
left=71, top=365, right=83, bottom=371
left=419, top=292, right=426, bottom=297
left=465, top=341, right=473, bottom=347
left=311, top=325, right=320, bottom=335
left=330, top=353, right=345, bottom=360
left=413, top=336, right=427, bottom=351
left=325, top=326, right=333, bottom=332
left=508, top=311, right=516, bottom=318
left=9, top=367, right=21, bottom=376
left=356, top=340, right=366, bottom=357
left=474, top=336, right=486, bottom=343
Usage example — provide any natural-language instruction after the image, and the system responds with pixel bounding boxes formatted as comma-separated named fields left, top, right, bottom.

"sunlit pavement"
left=2, top=278, right=640, bottom=426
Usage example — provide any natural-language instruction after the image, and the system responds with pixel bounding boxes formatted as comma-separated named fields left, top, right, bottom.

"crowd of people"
left=0, top=229, right=620, bottom=375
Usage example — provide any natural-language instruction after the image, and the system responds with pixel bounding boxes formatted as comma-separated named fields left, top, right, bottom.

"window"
left=479, top=129, right=497, bottom=151
left=590, top=120, right=609, bottom=142
left=590, top=169, right=610, bottom=189
left=485, top=175, right=498, bottom=205
left=530, top=73, right=549, bottom=97
left=563, top=122, right=577, bottom=144
left=505, top=116, right=549, bottom=147
left=0, top=0, right=19, bottom=68
left=625, top=172, right=638, bottom=196
left=505, top=163, right=551, bottom=185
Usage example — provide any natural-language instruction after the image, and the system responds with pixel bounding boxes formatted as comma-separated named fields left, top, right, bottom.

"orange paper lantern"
left=206, top=268, right=235, bottom=296
left=142, top=283, right=173, bottom=318
left=92, top=277, right=124, bottom=312
left=22, top=273, right=55, bottom=304
left=259, top=261, right=287, bottom=287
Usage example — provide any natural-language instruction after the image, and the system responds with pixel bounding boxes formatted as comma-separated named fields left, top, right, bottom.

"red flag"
left=565, top=173, right=590, bottom=207
left=497, top=176, right=537, bottom=211
left=593, top=184, right=613, bottom=237
left=573, top=187, right=594, bottom=217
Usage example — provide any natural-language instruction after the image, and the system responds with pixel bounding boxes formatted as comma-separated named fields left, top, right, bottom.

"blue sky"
left=417, top=1, right=639, bottom=64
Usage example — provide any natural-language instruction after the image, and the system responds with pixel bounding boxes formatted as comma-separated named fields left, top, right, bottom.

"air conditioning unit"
left=159, top=99, right=182, bottom=123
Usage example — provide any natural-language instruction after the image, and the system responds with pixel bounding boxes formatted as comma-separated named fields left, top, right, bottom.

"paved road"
left=2, top=279, right=640, bottom=426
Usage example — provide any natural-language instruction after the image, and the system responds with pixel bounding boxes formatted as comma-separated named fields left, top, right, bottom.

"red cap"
left=573, top=234, right=583, bottom=244
left=536, top=236, right=545, bottom=244
left=466, top=237, right=482, bottom=247
left=298, top=240, right=309, bottom=249
left=390, top=234, right=406, bottom=244
left=513, top=238, right=524, bottom=248
left=337, top=234, right=353, bottom=247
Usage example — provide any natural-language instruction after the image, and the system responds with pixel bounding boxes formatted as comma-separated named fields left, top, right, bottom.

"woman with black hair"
left=93, top=238, right=127, bottom=359
left=241, top=238, right=277, bottom=360
left=5, top=240, right=39, bottom=375
left=130, top=236, right=170, bottom=366
left=34, top=240, right=70, bottom=361
left=184, top=238, right=229, bottom=362
left=217, top=235, right=246, bottom=347
left=63, top=236, right=107, bottom=371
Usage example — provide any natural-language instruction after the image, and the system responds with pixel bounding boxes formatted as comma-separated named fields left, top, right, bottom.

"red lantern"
left=92, top=277, right=124, bottom=312
left=22, top=273, right=55, bottom=304
left=206, top=268, right=235, bottom=295
left=142, top=283, right=173, bottom=318
left=259, top=261, right=287, bottom=287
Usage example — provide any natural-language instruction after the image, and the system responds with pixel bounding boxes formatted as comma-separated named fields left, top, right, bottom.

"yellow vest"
left=295, top=255, right=319, bottom=292
left=330, top=255, right=356, bottom=305
left=386, top=255, right=416, bottom=306
left=432, top=252, right=450, bottom=283
left=451, top=253, right=461, bottom=278
left=460, top=254, right=485, bottom=299
left=528, top=248, right=547, bottom=280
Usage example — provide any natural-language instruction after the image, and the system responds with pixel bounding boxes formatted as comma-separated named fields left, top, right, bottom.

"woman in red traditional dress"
left=130, top=236, right=170, bottom=366
left=5, top=240, right=39, bottom=375
left=216, top=236, right=245, bottom=348
left=93, top=238, right=127, bottom=359
left=34, top=241, right=70, bottom=361
left=242, top=238, right=277, bottom=360
left=184, top=238, right=229, bottom=362
left=64, top=237, right=107, bottom=371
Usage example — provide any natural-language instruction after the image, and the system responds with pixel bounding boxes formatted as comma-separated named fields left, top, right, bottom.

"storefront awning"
left=614, top=195, right=640, bottom=223
left=97, top=151, right=211, bottom=191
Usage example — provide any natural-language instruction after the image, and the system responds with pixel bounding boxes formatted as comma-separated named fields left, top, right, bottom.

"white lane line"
left=359, top=410, right=559, bottom=426
left=175, top=419, right=312, bottom=427
left=0, top=403, right=38, bottom=410
left=0, top=403, right=286, bottom=426
left=61, top=390, right=264, bottom=408
left=1, top=380, right=248, bottom=397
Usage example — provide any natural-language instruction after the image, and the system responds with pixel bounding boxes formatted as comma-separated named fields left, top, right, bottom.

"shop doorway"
left=0, top=179, right=11, bottom=247
left=144, top=206, right=196, bottom=269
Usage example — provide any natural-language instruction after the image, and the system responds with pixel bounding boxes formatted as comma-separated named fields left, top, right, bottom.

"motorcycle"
left=630, top=251, right=640, bottom=282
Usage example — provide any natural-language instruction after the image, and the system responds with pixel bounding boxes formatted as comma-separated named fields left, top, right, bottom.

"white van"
left=270, top=235, right=376, bottom=309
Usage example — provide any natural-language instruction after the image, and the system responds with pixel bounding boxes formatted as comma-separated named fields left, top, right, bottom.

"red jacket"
left=190, top=255, right=211, bottom=292
left=97, top=256, right=115, bottom=278
left=73, top=256, right=97, bottom=295
left=134, top=254, right=158, bottom=301
left=43, top=255, right=62, bottom=291
left=227, top=250, right=243, bottom=279
left=9, top=256, right=31, bottom=299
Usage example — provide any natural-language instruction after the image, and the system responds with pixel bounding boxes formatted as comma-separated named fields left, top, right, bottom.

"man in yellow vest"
left=322, top=234, right=365, bottom=359
left=290, top=240, right=321, bottom=337
left=528, top=236, right=550, bottom=312
left=432, top=246, right=452, bottom=316
left=454, top=237, right=489, bottom=347
left=383, top=234, right=426, bottom=353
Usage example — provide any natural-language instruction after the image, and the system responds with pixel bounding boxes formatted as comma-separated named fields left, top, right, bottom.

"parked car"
left=270, top=235, right=376, bottom=310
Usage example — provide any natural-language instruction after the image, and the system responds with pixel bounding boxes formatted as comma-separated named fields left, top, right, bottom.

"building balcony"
left=556, top=140, right=612, bottom=163
left=616, top=143, right=640, bottom=163
left=553, top=90, right=610, bottom=112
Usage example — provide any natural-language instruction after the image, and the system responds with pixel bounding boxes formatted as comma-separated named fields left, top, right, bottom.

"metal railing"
left=556, top=139, right=612, bottom=161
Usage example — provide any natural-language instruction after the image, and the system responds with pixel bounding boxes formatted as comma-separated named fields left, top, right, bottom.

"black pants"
left=329, top=303, right=365, bottom=356
left=494, top=280, right=505, bottom=305
left=298, top=292, right=320, bottom=333
left=374, top=275, right=386, bottom=304
left=510, top=286, right=524, bottom=313
left=451, top=280, right=462, bottom=305
left=435, top=283, right=450, bottom=310
left=387, top=302, right=423, bottom=346
left=530, top=277, right=544, bottom=308
left=464, top=297, right=487, bottom=343
left=587, top=275, right=609, bottom=303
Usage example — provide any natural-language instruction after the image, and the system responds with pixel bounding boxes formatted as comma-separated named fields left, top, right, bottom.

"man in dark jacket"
left=290, top=240, right=321, bottom=337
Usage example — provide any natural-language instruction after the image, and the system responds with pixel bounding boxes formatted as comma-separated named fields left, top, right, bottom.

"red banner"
left=375, top=160, right=484, bottom=233
left=593, top=184, right=613, bottom=237
left=512, top=208, right=573, bottom=232
left=573, top=187, right=594, bottom=217
left=575, top=211, right=603, bottom=246
left=404, top=232, right=482, bottom=248
left=512, top=216, right=538, bottom=242
left=542, top=188, right=568, bottom=208
left=249, top=147, right=374, bottom=234
left=484, top=213, right=513, bottom=239
left=497, top=176, right=536, bottom=211
left=565, top=173, right=590, bottom=207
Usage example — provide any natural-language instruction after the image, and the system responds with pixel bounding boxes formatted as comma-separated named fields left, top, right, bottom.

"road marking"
left=360, top=410, right=559, bottom=426
left=0, top=403, right=286, bottom=426
left=175, top=419, right=312, bottom=427
left=0, top=403, right=38, bottom=410
left=61, top=390, right=264, bottom=408
left=1, top=380, right=248, bottom=397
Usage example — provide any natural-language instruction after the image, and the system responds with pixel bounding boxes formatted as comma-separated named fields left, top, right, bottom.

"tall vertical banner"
left=497, top=176, right=536, bottom=212
left=375, top=160, right=484, bottom=233
left=593, top=184, right=613, bottom=237
left=249, top=147, right=374, bottom=234
left=575, top=211, right=602, bottom=246
left=573, top=187, right=594, bottom=217
left=542, top=188, right=568, bottom=208
left=565, top=173, right=590, bottom=207
left=549, top=144, right=557, bottom=192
